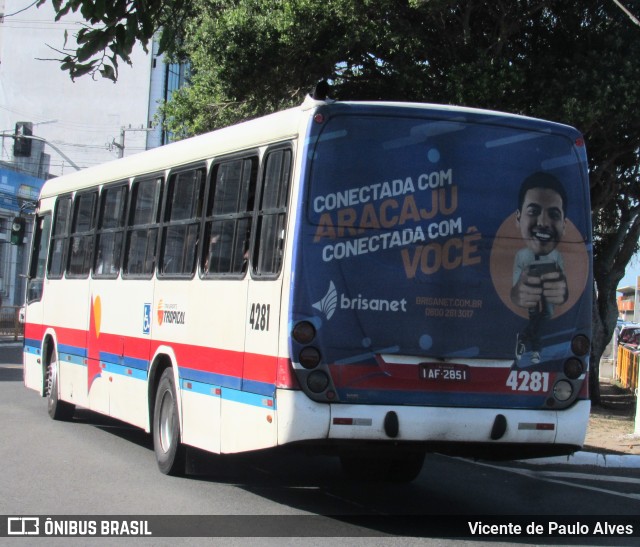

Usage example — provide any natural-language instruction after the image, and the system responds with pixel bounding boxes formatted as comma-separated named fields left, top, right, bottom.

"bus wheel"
left=153, top=368, right=185, bottom=475
left=45, top=346, right=75, bottom=421
left=339, top=451, right=425, bottom=483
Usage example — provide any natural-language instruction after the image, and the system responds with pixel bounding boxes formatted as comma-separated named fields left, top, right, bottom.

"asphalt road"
left=1, top=343, right=640, bottom=545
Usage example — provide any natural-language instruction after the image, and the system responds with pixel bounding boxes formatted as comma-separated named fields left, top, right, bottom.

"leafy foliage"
left=37, top=0, right=194, bottom=80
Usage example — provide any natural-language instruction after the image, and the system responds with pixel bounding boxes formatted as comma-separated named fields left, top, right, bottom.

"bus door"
left=23, top=213, right=52, bottom=394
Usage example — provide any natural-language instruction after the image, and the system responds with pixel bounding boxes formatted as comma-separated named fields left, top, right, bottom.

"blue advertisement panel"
left=0, top=167, right=44, bottom=212
left=290, top=104, right=591, bottom=409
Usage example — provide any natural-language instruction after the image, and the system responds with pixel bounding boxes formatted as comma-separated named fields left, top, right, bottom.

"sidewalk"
left=526, top=450, right=640, bottom=468
left=529, top=360, right=640, bottom=468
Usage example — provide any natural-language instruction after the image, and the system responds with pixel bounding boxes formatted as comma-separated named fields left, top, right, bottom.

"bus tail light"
left=571, top=335, right=590, bottom=356
left=307, top=370, right=329, bottom=393
left=292, top=321, right=316, bottom=344
left=299, top=347, right=321, bottom=369
left=563, top=358, right=584, bottom=379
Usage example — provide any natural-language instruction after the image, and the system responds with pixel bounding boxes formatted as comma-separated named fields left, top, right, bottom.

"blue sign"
left=0, top=167, right=44, bottom=212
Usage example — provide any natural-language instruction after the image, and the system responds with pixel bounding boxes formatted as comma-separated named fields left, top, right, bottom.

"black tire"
left=153, top=368, right=186, bottom=475
left=45, top=346, right=75, bottom=421
left=340, top=450, right=425, bottom=483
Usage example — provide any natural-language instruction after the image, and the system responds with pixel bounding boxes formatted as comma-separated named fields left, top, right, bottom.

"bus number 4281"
left=506, top=370, right=550, bottom=392
left=249, top=303, right=271, bottom=331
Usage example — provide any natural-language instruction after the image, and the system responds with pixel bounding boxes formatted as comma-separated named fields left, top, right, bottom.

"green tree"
left=43, top=0, right=640, bottom=404
left=35, top=0, right=195, bottom=80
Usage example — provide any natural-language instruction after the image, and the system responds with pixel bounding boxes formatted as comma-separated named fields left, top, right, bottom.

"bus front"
left=286, top=102, right=592, bottom=475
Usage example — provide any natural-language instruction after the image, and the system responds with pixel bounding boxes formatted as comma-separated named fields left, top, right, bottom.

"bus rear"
left=286, top=102, right=591, bottom=469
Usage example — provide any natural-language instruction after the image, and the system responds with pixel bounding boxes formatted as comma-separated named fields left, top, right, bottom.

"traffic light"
left=13, top=121, right=33, bottom=157
left=10, top=216, right=26, bottom=245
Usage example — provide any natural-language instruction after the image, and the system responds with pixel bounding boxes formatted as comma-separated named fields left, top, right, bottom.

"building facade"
left=0, top=1, right=183, bottom=306
left=618, top=281, right=640, bottom=323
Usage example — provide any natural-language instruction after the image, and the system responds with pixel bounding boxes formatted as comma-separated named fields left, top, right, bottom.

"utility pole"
left=111, top=125, right=153, bottom=159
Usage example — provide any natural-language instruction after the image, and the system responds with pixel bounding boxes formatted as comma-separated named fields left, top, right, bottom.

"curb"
left=525, top=450, right=640, bottom=468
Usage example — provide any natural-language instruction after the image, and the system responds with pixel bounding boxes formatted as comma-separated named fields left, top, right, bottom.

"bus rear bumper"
left=276, top=389, right=590, bottom=459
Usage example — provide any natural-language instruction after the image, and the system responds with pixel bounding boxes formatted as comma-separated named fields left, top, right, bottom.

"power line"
left=2, top=1, right=40, bottom=18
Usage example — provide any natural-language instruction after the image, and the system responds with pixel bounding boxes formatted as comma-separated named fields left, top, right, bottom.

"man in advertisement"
left=511, top=172, right=569, bottom=364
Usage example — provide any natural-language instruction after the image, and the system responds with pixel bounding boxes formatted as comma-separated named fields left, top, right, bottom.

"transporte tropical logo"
left=156, top=299, right=186, bottom=326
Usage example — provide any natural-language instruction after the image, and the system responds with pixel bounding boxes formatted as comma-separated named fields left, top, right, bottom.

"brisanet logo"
left=313, top=281, right=407, bottom=321
left=312, top=281, right=338, bottom=319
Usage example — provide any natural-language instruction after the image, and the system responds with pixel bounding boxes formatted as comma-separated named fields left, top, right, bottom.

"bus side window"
left=252, top=147, right=292, bottom=277
left=159, top=167, right=205, bottom=277
left=27, top=214, right=51, bottom=303
left=48, top=195, right=72, bottom=279
left=123, top=176, right=162, bottom=278
left=94, top=183, right=128, bottom=278
left=203, top=156, right=257, bottom=277
left=67, top=191, right=97, bottom=278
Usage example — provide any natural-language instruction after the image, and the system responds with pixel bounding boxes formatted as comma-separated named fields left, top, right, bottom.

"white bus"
left=23, top=95, right=592, bottom=481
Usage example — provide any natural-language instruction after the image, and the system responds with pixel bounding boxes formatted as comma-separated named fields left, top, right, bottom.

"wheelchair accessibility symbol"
left=143, top=303, right=151, bottom=335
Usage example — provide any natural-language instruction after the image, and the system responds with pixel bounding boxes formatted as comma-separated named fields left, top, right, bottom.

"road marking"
left=472, top=460, right=640, bottom=502
left=534, top=469, right=640, bottom=485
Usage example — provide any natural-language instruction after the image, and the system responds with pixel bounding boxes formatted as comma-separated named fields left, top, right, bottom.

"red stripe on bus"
left=24, top=322, right=292, bottom=387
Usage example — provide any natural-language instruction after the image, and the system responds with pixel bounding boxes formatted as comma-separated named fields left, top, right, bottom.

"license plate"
left=419, top=363, right=470, bottom=382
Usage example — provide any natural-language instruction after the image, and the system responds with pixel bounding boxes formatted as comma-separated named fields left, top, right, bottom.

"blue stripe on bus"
left=55, top=353, right=148, bottom=381
left=58, top=344, right=87, bottom=359
left=122, top=355, right=149, bottom=370
left=222, top=386, right=276, bottom=410
left=180, top=379, right=221, bottom=397
left=178, top=368, right=276, bottom=399
left=179, top=367, right=242, bottom=391
left=101, top=361, right=148, bottom=380
left=58, top=351, right=86, bottom=366
left=23, top=339, right=41, bottom=354
left=241, top=378, right=276, bottom=398
left=99, top=351, right=148, bottom=371
left=28, top=344, right=270, bottom=404
left=180, top=378, right=275, bottom=410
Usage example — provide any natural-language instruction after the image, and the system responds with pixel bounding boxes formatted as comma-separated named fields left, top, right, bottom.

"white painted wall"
left=0, top=0, right=159, bottom=176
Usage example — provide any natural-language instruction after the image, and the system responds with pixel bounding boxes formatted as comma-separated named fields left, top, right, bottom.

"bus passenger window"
left=159, top=168, right=204, bottom=277
left=67, top=191, right=97, bottom=277
left=94, top=183, right=128, bottom=278
left=123, top=176, right=162, bottom=278
left=203, top=157, right=257, bottom=276
left=48, top=195, right=72, bottom=279
left=253, top=148, right=291, bottom=277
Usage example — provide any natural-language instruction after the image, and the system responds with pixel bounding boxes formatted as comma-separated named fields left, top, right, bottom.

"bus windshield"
left=292, top=108, right=591, bottom=409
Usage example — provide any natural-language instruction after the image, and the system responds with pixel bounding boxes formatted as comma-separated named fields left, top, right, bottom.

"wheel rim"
left=46, top=348, right=57, bottom=398
left=158, top=389, right=175, bottom=454
left=45, top=362, right=53, bottom=397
